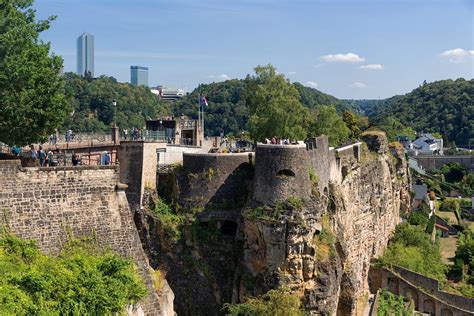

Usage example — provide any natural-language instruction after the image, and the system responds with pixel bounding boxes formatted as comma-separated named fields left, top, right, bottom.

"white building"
left=410, top=133, right=443, bottom=155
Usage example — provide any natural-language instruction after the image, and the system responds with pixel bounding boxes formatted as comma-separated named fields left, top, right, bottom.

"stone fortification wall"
left=414, top=155, right=474, bottom=172
left=118, top=141, right=161, bottom=209
left=0, top=160, right=168, bottom=315
left=178, top=152, right=253, bottom=209
left=253, top=143, right=312, bottom=205
left=370, top=266, right=473, bottom=315
left=306, top=136, right=333, bottom=192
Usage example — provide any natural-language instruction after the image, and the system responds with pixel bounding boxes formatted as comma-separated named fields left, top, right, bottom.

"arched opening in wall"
left=220, top=221, right=238, bottom=237
left=276, top=169, right=295, bottom=177
left=440, top=309, right=453, bottom=316
left=423, top=299, right=436, bottom=315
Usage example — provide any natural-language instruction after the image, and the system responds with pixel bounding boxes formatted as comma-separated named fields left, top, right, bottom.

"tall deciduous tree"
left=309, top=105, right=351, bottom=146
left=0, top=0, right=68, bottom=146
left=244, top=64, right=309, bottom=141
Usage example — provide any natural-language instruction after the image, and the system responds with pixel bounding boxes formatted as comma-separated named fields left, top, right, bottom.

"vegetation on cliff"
left=0, top=0, right=68, bottom=146
left=0, top=234, right=146, bottom=314
left=381, top=223, right=446, bottom=281
left=222, top=288, right=303, bottom=316
left=368, top=79, right=473, bottom=146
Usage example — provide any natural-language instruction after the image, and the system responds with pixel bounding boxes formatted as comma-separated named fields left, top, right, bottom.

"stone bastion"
left=177, top=152, right=254, bottom=210
left=253, top=143, right=312, bottom=205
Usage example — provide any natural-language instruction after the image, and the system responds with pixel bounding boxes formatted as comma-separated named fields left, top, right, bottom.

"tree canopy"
left=244, top=65, right=309, bottom=141
left=62, top=73, right=168, bottom=132
left=369, top=79, right=473, bottom=146
left=309, top=106, right=351, bottom=146
left=171, top=75, right=358, bottom=138
left=0, top=0, right=68, bottom=146
left=0, top=234, right=146, bottom=314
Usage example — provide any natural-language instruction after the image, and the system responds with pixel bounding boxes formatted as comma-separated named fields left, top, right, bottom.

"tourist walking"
left=30, top=146, right=38, bottom=161
left=47, top=150, right=54, bottom=167
left=38, top=146, right=46, bottom=167
left=72, top=152, right=80, bottom=166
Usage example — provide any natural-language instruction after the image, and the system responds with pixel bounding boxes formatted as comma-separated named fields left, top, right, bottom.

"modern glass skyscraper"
left=76, top=33, right=94, bottom=77
left=130, top=66, right=149, bottom=86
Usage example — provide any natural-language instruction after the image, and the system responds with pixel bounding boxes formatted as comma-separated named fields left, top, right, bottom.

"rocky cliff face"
left=137, top=133, right=410, bottom=315
left=239, top=133, right=410, bottom=315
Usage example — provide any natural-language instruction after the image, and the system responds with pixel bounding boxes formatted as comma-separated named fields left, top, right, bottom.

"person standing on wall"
left=38, top=146, right=46, bottom=167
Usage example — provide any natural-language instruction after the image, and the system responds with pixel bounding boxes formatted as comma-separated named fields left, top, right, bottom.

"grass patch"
left=313, top=214, right=336, bottom=261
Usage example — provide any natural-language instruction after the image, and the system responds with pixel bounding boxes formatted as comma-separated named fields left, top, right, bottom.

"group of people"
left=264, top=137, right=293, bottom=145
left=29, top=146, right=61, bottom=167
left=122, top=128, right=142, bottom=141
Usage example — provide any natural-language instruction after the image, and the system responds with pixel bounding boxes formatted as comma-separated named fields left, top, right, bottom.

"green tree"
left=222, top=289, right=303, bottom=316
left=309, top=105, right=351, bottom=146
left=0, top=234, right=146, bottom=315
left=0, top=0, right=68, bottom=145
left=439, top=163, right=467, bottom=183
left=342, top=111, right=362, bottom=139
left=382, top=223, right=446, bottom=281
left=373, top=116, right=416, bottom=142
left=244, top=64, right=309, bottom=141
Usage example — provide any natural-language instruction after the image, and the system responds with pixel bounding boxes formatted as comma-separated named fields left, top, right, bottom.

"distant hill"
left=172, top=79, right=358, bottom=136
left=62, top=73, right=168, bottom=132
left=368, top=79, right=473, bottom=146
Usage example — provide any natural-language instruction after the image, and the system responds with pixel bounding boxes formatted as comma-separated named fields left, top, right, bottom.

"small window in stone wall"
left=276, top=169, right=295, bottom=177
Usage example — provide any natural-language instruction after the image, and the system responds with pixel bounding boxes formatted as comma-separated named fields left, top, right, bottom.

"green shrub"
left=152, top=199, right=185, bottom=242
left=407, top=209, right=428, bottom=226
left=381, top=223, right=446, bottom=281
left=376, top=289, right=412, bottom=316
left=222, top=288, right=303, bottom=316
left=0, top=234, right=146, bottom=315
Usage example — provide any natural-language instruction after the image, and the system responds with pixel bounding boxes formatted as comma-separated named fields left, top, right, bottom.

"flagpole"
left=198, top=93, right=202, bottom=146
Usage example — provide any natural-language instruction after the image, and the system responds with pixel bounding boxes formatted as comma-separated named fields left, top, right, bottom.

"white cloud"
left=349, top=82, right=367, bottom=88
left=209, top=74, right=230, bottom=80
left=288, top=71, right=297, bottom=75
left=320, top=53, right=365, bottom=63
left=440, top=48, right=474, bottom=63
left=305, top=81, right=318, bottom=88
left=359, top=64, right=384, bottom=70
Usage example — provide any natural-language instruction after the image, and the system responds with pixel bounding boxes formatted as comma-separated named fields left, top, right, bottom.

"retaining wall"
left=0, top=160, right=164, bottom=315
left=413, top=155, right=474, bottom=172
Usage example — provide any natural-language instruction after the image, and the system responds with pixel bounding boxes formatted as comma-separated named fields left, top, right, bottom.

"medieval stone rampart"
left=0, top=160, right=167, bottom=315
left=178, top=152, right=253, bottom=209
left=253, top=143, right=312, bottom=205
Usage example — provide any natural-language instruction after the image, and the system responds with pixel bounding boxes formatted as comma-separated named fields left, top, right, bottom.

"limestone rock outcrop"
left=141, top=133, right=410, bottom=315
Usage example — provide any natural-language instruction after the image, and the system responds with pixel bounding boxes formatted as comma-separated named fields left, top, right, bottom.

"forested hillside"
left=368, top=79, right=473, bottom=146
left=62, top=73, right=168, bottom=132
left=171, top=79, right=357, bottom=136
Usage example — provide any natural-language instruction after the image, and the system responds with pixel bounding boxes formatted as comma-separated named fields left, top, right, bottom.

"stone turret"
left=253, top=142, right=312, bottom=205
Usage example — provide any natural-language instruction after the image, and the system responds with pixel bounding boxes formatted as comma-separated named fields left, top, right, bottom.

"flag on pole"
left=199, top=95, right=208, bottom=107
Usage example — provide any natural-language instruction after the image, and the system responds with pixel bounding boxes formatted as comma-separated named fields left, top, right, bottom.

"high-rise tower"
left=76, top=33, right=94, bottom=77
left=130, top=66, right=149, bottom=86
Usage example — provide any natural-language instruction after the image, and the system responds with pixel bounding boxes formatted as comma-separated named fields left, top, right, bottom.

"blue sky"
left=36, top=0, right=473, bottom=99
